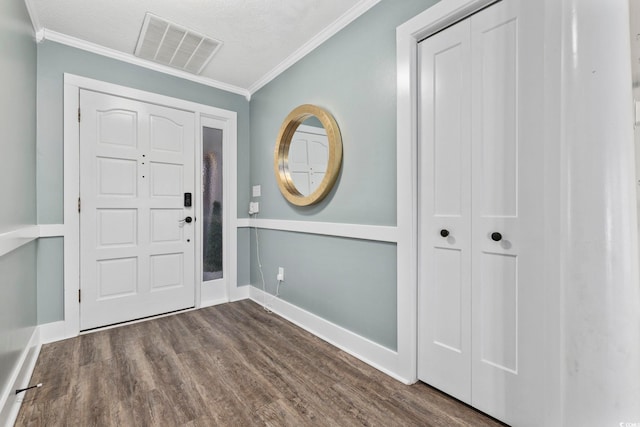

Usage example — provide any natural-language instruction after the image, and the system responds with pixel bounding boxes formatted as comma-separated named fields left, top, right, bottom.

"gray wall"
left=36, top=238, right=64, bottom=324
left=36, top=41, right=251, bottom=322
left=249, top=0, right=438, bottom=349
left=0, top=3, right=37, bottom=233
left=0, top=0, right=38, bottom=400
left=0, top=243, right=37, bottom=390
left=251, top=230, right=397, bottom=349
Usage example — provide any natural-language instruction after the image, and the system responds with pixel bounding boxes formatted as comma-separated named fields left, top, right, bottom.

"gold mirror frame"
left=274, top=104, right=343, bottom=206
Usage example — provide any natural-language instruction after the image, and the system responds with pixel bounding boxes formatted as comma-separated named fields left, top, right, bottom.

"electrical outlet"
left=277, top=267, right=284, bottom=281
left=252, top=185, right=261, bottom=197
left=249, top=202, right=259, bottom=215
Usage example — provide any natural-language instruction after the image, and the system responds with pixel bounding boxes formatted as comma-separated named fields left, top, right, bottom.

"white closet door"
left=470, top=1, right=544, bottom=425
left=80, top=89, right=196, bottom=330
left=418, top=0, right=545, bottom=425
left=417, top=19, right=472, bottom=403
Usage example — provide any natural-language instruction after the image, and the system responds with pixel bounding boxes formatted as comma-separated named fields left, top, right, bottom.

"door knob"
left=491, top=232, right=502, bottom=242
left=440, top=229, right=450, bottom=238
left=184, top=216, right=193, bottom=224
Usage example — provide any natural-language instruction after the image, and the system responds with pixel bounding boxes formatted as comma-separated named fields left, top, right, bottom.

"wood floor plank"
left=79, top=329, right=113, bottom=366
left=145, top=354, right=207, bottom=424
left=256, top=397, right=320, bottom=427
left=66, top=360, right=120, bottom=427
left=131, top=388, right=185, bottom=427
left=26, top=338, right=80, bottom=403
left=107, top=399, right=136, bottom=427
left=14, top=395, right=71, bottom=427
left=177, top=350, right=259, bottom=425
left=15, top=300, right=506, bottom=427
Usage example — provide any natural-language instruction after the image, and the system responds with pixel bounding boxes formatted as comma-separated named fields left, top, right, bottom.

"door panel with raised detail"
left=80, top=89, right=195, bottom=330
left=418, top=1, right=545, bottom=425
left=418, top=17, right=472, bottom=404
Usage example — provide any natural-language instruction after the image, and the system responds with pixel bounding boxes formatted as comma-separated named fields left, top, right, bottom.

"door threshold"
left=80, top=306, right=196, bottom=335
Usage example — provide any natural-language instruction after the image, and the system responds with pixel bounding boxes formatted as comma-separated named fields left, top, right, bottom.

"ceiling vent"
left=134, top=13, right=222, bottom=75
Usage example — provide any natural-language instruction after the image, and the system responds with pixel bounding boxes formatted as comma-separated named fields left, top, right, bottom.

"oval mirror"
left=274, top=105, right=342, bottom=206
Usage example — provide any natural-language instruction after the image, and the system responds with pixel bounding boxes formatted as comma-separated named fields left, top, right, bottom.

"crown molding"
left=23, top=0, right=42, bottom=38
left=28, top=0, right=380, bottom=99
left=40, top=29, right=251, bottom=99
left=248, top=0, right=382, bottom=95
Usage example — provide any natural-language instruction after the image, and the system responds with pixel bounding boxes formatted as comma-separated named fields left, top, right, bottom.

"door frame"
left=62, top=73, right=238, bottom=337
left=395, top=0, right=498, bottom=383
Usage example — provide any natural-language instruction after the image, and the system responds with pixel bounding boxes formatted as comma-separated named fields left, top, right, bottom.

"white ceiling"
left=25, top=0, right=380, bottom=96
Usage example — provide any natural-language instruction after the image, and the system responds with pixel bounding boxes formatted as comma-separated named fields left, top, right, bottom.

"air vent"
left=134, top=13, right=222, bottom=75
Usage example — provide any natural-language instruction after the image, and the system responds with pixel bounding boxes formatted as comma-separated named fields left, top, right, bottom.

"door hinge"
left=78, top=289, right=81, bottom=303
left=78, top=197, right=81, bottom=213
left=78, top=107, right=81, bottom=122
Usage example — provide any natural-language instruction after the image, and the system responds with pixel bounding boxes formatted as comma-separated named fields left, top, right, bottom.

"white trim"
left=249, top=286, right=412, bottom=384
left=395, top=0, right=495, bottom=384
left=247, top=0, right=382, bottom=94
left=229, top=284, right=250, bottom=302
left=237, top=218, right=398, bottom=243
left=65, top=74, right=238, bottom=114
left=23, top=0, right=42, bottom=38
left=63, top=80, right=80, bottom=341
left=399, top=0, right=497, bottom=43
left=38, top=320, right=67, bottom=344
left=199, top=296, right=228, bottom=308
left=38, top=224, right=65, bottom=238
left=34, top=29, right=45, bottom=43
left=63, top=73, right=239, bottom=339
left=0, top=327, right=41, bottom=427
left=42, top=30, right=250, bottom=99
left=236, top=219, right=250, bottom=227
left=0, top=226, right=39, bottom=258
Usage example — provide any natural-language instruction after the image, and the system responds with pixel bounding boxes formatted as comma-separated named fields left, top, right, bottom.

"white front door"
left=418, top=1, right=545, bottom=425
left=79, top=89, right=196, bottom=330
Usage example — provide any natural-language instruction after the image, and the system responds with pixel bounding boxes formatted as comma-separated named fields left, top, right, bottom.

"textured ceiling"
left=27, top=0, right=374, bottom=93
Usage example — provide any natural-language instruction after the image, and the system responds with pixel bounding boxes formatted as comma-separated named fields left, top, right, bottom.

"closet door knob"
left=491, top=232, right=502, bottom=242
left=440, top=229, right=450, bottom=238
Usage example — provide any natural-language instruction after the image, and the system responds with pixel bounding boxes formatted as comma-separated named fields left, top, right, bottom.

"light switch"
left=252, top=185, right=261, bottom=197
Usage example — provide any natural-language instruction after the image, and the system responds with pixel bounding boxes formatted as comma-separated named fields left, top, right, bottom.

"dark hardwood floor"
left=15, top=300, right=504, bottom=426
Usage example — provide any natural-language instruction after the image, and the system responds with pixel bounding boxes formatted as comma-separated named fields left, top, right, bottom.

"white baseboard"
left=38, top=320, right=68, bottom=344
left=200, top=297, right=228, bottom=308
left=0, top=327, right=41, bottom=427
left=248, top=286, right=411, bottom=384
left=229, top=284, right=250, bottom=302
left=200, top=280, right=228, bottom=309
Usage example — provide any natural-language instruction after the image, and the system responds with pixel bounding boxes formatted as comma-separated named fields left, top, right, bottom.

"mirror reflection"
left=274, top=104, right=342, bottom=207
left=288, top=117, right=329, bottom=196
